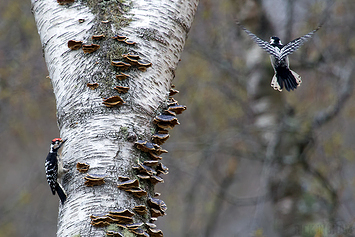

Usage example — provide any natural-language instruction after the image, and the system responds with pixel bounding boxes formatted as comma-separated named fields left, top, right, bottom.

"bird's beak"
left=58, top=138, right=67, bottom=149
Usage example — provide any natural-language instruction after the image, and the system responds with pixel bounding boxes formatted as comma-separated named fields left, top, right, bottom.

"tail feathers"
left=56, top=182, right=67, bottom=205
left=50, top=186, right=56, bottom=195
left=271, top=68, right=302, bottom=92
left=271, top=75, right=282, bottom=91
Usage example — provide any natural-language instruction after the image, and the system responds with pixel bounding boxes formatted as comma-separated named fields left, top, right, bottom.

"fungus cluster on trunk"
left=64, top=6, right=187, bottom=235
left=127, top=83, right=187, bottom=234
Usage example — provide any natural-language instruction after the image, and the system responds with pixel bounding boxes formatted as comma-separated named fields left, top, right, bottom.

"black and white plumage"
left=45, top=138, right=68, bottom=204
left=238, top=22, right=322, bottom=91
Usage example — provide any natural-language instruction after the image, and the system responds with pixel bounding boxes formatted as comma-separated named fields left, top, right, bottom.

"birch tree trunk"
left=31, top=0, right=198, bottom=236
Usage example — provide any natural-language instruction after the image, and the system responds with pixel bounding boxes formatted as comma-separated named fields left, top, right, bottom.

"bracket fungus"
left=156, top=162, right=169, bottom=175
left=137, top=66, right=147, bottom=72
left=152, top=150, right=167, bottom=161
left=102, top=96, right=125, bottom=107
left=117, top=179, right=139, bottom=190
left=112, top=35, right=127, bottom=42
left=68, top=40, right=83, bottom=50
left=143, top=160, right=160, bottom=167
left=116, top=73, right=130, bottom=81
left=133, top=205, right=148, bottom=216
left=167, top=97, right=179, bottom=107
left=90, top=213, right=110, bottom=220
left=137, top=59, right=152, bottom=68
left=157, top=127, right=169, bottom=134
left=148, top=153, right=163, bottom=160
left=111, top=60, right=130, bottom=67
left=125, top=188, right=147, bottom=198
left=148, top=197, right=167, bottom=217
left=168, top=104, right=187, bottom=114
left=150, top=208, right=164, bottom=218
left=152, top=133, right=170, bottom=145
left=76, top=162, right=90, bottom=173
left=86, top=83, right=99, bottom=90
left=106, top=230, right=123, bottom=237
left=135, top=140, right=168, bottom=156
left=108, top=209, right=135, bottom=218
left=133, top=162, right=157, bottom=176
left=90, top=220, right=110, bottom=227
left=145, top=223, right=157, bottom=229
left=135, top=140, right=157, bottom=153
left=92, top=34, right=105, bottom=40
left=111, top=60, right=131, bottom=71
left=90, top=213, right=111, bottom=227
left=122, top=53, right=140, bottom=60
left=116, top=223, right=127, bottom=228
left=148, top=175, right=164, bottom=185
left=118, top=176, right=130, bottom=182
left=114, top=86, right=129, bottom=93
left=123, top=55, right=139, bottom=66
left=124, top=39, right=137, bottom=45
left=133, top=162, right=165, bottom=185
left=136, top=174, right=150, bottom=180
left=169, top=88, right=179, bottom=96
left=84, top=174, right=106, bottom=187
left=140, top=160, right=168, bottom=175
left=153, top=115, right=180, bottom=129
left=108, top=215, right=134, bottom=224
left=129, top=228, right=149, bottom=237
left=126, top=222, right=144, bottom=230
left=82, top=44, right=100, bottom=53
left=136, top=59, right=152, bottom=71
left=148, top=227, right=164, bottom=237
left=137, top=174, right=164, bottom=185
left=164, top=110, right=176, bottom=116
left=154, top=146, right=168, bottom=156
left=107, top=209, right=134, bottom=224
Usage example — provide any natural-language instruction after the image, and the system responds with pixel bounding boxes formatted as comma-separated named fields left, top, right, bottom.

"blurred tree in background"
left=1, top=0, right=355, bottom=236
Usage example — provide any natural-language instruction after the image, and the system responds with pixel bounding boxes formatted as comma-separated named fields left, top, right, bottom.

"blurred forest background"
left=1, top=0, right=355, bottom=236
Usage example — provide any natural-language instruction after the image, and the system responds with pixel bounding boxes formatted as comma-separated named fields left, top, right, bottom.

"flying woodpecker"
left=45, top=138, right=68, bottom=204
left=237, top=22, right=322, bottom=91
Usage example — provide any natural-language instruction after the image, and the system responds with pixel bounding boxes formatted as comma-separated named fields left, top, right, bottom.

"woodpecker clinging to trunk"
left=237, top=22, right=322, bottom=91
left=45, top=138, right=68, bottom=204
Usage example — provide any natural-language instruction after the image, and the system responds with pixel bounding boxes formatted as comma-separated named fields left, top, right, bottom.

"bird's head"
left=270, top=36, right=282, bottom=46
left=50, top=138, right=66, bottom=152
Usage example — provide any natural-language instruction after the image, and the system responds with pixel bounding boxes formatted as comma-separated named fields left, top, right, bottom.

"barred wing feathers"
left=238, top=22, right=322, bottom=61
left=279, top=25, right=322, bottom=59
left=237, top=22, right=281, bottom=58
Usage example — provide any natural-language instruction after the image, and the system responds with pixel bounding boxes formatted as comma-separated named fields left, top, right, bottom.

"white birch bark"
left=31, top=0, right=198, bottom=236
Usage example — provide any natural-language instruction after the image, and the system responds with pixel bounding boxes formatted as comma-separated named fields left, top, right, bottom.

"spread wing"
left=237, top=22, right=281, bottom=58
left=279, top=25, right=322, bottom=60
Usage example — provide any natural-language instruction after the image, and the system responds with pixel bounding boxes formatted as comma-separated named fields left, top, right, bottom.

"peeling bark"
left=31, top=0, right=198, bottom=236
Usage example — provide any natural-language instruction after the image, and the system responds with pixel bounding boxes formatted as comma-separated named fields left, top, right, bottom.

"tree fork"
left=31, top=0, right=198, bottom=236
